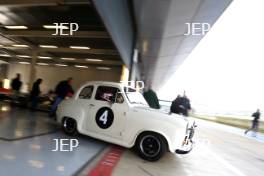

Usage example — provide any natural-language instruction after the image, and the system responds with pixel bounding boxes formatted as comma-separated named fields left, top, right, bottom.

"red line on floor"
left=88, top=146, right=124, bottom=176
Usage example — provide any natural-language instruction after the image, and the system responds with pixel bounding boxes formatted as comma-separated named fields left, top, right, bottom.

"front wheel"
left=62, top=117, right=78, bottom=136
left=136, top=132, right=167, bottom=161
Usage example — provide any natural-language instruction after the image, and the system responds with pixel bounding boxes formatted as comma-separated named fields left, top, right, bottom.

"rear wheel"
left=62, top=117, right=78, bottom=136
left=136, top=132, right=167, bottom=161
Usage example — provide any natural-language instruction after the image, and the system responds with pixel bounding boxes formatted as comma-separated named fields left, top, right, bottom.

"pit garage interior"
left=0, top=0, right=263, bottom=176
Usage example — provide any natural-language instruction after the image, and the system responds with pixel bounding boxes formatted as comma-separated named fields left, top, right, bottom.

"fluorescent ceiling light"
left=12, top=44, right=29, bottom=48
left=4, top=25, right=28, bottom=29
left=17, top=55, right=31, bottom=58
left=43, top=25, right=69, bottom=29
left=39, top=45, right=58, bottom=48
left=61, top=57, right=75, bottom=61
left=55, top=64, right=67, bottom=67
left=75, top=65, right=88, bottom=68
left=38, top=56, right=52, bottom=59
left=37, top=63, right=49, bottom=66
left=70, top=46, right=90, bottom=50
left=97, top=67, right=111, bottom=70
left=86, top=58, right=103, bottom=62
left=19, top=62, right=30, bottom=65
left=0, top=54, right=11, bottom=57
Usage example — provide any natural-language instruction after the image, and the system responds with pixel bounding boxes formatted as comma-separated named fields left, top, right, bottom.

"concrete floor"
left=0, top=103, right=107, bottom=176
left=0, top=102, right=263, bottom=176
left=0, top=104, right=58, bottom=140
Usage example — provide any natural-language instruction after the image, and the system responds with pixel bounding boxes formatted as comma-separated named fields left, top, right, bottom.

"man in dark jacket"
left=50, top=78, right=74, bottom=117
left=170, top=95, right=182, bottom=114
left=30, top=78, right=43, bottom=110
left=11, top=73, right=22, bottom=93
left=181, top=94, right=191, bottom=116
left=245, top=109, right=261, bottom=135
left=170, top=92, right=191, bottom=116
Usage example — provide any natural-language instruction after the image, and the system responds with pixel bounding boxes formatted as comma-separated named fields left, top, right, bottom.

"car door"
left=74, top=85, right=95, bottom=131
left=86, top=85, right=128, bottom=140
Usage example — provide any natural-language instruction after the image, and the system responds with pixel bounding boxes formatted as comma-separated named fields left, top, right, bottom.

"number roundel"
left=95, top=107, right=114, bottom=129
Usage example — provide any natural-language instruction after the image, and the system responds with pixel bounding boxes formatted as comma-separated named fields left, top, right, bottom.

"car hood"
left=133, top=105, right=166, bottom=113
left=133, top=106, right=189, bottom=125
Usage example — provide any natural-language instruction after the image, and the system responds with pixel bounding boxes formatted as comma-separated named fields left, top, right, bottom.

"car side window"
left=95, top=86, right=119, bottom=102
left=79, top=86, right=94, bottom=99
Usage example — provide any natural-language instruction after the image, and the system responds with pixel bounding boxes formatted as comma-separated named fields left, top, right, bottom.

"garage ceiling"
left=133, top=0, right=233, bottom=91
left=0, top=0, right=123, bottom=69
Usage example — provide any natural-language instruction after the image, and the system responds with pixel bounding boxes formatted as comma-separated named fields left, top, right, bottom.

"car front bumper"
left=175, top=121, right=196, bottom=154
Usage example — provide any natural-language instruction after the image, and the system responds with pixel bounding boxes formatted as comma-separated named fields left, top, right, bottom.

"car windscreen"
left=124, top=87, right=148, bottom=106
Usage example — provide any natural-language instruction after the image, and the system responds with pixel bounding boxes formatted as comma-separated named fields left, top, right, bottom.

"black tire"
left=136, top=132, right=167, bottom=162
left=62, top=117, right=78, bottom=136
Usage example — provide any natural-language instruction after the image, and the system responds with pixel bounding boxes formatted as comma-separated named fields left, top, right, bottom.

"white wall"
left=0, top=64, right=8, bottom=80
left=7, top=64, right=121, bottom=93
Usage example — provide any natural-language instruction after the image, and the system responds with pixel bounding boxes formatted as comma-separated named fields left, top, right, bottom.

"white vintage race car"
left=57, top=81, right=196, bottom=161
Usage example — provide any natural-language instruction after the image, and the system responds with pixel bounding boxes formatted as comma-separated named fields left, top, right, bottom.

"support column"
left=120, top=65, right=129, bottom=82
left=129, top=49, right=139, bottom=81
left=28, top=50, right=37, bottom=91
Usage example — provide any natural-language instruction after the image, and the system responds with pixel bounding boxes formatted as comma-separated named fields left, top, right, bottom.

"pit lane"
left=0, top=103, right=263, bottom=176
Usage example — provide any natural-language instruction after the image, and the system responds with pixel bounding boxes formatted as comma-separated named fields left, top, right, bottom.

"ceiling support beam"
left=2, top=30, right=110, bottom=39
left=38, top=47, right=118, bottom=55
left=0, top=0, right=90, bottom=7
left=51, top=58, right=122, bottom=66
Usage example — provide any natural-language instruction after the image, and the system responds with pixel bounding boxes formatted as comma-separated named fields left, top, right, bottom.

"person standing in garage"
left=11, top=73, right=22, bottom=93
left=170, top=92, right=191, bottom=116
left=143, top=86, right=160, bottom=109
left=11, top=73, right=23, bottom=103
left=50, top=77, right=74, bottom=117
left=170, top=95, right=182, bottom=114
left=30, top=78, right=43, bottom=110
left=245, top=109, right=261, bottom=136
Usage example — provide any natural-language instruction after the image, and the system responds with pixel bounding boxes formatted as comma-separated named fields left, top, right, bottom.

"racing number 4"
left=99, top=110, right=108, bottom=125
left=96, top=107, right=114, bottom=129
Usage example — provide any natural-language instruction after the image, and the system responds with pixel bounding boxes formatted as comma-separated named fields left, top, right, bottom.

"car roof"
left=83, top=81, right=124, bottom=87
